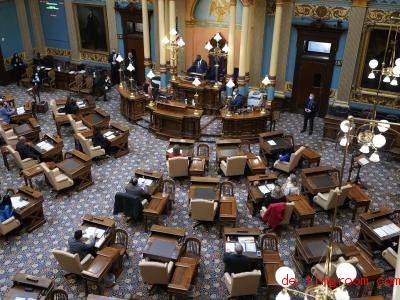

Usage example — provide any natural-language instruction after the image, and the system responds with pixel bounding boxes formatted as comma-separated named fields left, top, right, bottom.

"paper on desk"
left=106, top=134, right=116, bottom=140
left=45, top=68, right=52, bottom=71
left=37, top=141, right=54, bottom=151
left=103, top=131, right=113, bottom=137
left=258, top=185, right=270, bottom=195
left=78, top=70, right=86, bottom=74
left=374, top=227, right=387, bottom=238
left=68, top=71, right=75, bottom=74
left=238, top=236, right=255, bottom=244
left=167, top=147, right=173, bottom=154
left=267, top=140, right=277, bottom=146
left=358, top=157, right=369, bottom=166
left=225, top=242, right=236, bottom=253
left=16, top=107, right=25, bottom=115
left=244, top=242, right=257, bottom=252
left=95, top=235, right=106, bottom=248
left=11, top=196, right=29, bottom=209
left=138, top=177, right=153, bottom=186
left=84, top=227, right=105, bottom=239
left=267, top=183, right=275, bottom=191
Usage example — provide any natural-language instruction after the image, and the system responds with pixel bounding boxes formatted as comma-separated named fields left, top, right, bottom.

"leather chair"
left=67, top=114, right=89, bottom=134
left=260, top=202, right=295, bottom=228
left=42, top=70, right=56, bottom=89
left=190, top=199, right=218, bottom=228
left=0, top=126, right=18, bottom=145
left=40, top=162, right=74, bottom=192
left=224, top=270, right=261, bottom=298
left=52, top=249, right=94, bottom=278
left=313, top=185, right=352, bottom=211
left=311, top=256, right=358, bottom=282
left=6, top=145, right=39, bottom=171
left=220, top=155, right=247, bottom=177
left=81, top=76, right=94, bottom=95
left=273, top=146, right=306, bottom=173
left=167, top=156, right=189, bottom=178
left=383, top=247, right=398, bottom=269
left=139, top=258, right=174, bottom=287
left=50, top=99, right=65, bottom=118
left=76, top=133, right=105, bottom=159
left=0, top=216, right=21, bottom=236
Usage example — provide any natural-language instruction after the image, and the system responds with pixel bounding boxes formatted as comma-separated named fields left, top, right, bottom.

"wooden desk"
left=347, top=183, right=371, bottom=221
left=4, top=272, right=54, bottom=300
left=148, top=101, right=203, bottom=139
left=301, top=166, right=340, bottom=194
left=55, top=97, right=96, bottom=116
left=295, top=145, right=321, bottom=167
left=134, top=169, right=163, bottom=196
left=12, top=187, right=45, bottom=232
left=189, top=157, right=206, bottom=177
left=30, top=134, right=64, bottom=162
left=22, top=164, right=44, bottom=189
left=246, top=173, right=278, bottom=216
left=54, top=69, right=78, bottom=90
left=171, top=78, right=223, bottom=114
left=81, top=214, right=116, bottom=250
left=259, top=131, right=293, bottom=157
left=293, top=225, right=344, bottom=276
left=143, top=192, right=169, bottom=231
left=223, top=227, right=262, bottom=265
left=82, top=246, right=120, bottom=296
left=13, top=118, right=41, bottom=142
left=57, top=150, right=93, bottom=191
left=219, top=196, right=237, bottom=237
left=87, top=295, right=125, bottom=300
left=357, top=208, right=400, bottom=257
left=246, top=154, right=267, bottom=175
left=118, top=87, right=148, bottom=121
left=168, top=261, right=197, bottom=298
left=341, top=245, right=384, bottom=297
left=216, top=139, right=244, bottom=162
left=82, top=107, right=110, bottom=130
left=350, top=297, right=384, bottom=300
left=102, top=122, right=130, bottom=158
left=143, top=225, right=185, bottom=262
left=263, top=253, right=284, bottom=297
left=11, top=101, right=34, bottom=124
left=286, top=194, right=315, bottom=227
left=220, top=109, right=269, bottom=142
left=166, top=138, right=195, bottom=159
left=189, top=176, right=220, bottom=202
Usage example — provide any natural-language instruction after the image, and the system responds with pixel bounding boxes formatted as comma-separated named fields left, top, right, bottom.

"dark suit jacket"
left=304, top=98, right=318, bottom=117
left=68, top=237, right=95, bottom=260
left=223, top=253, right=255, bottom=274
left=108, top=53, right=118, bottom=67
left=16, top=142, right=39, bottom=160
left=230, top=94, right=245, bottom=111
left=188, top=59, right=208, bottom=74
left=113, top=192, right=146, bottom=221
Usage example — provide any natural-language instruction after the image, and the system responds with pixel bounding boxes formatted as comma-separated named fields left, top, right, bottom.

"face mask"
left=309, top=96, right=314, bottom=100
left=233, top=92, right=237, bottom=96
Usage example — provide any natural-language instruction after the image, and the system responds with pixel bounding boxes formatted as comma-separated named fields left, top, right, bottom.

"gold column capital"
left=230, top=0, right=237, bottom=6
left=241, top=0, right=253, bottom=7
left=276, top=0, right=293, bottom=5
left=352, top=0, right=367, bottom=7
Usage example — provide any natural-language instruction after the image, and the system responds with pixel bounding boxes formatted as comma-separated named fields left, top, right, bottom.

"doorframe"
left=292, top=22, right=345, bottom=117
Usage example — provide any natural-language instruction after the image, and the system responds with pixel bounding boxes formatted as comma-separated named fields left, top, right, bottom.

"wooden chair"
left=21, top=66, right=33, bottom=87
left=110, top=228, right=129, bottom=258
left=269, top=110, right=281, bottom=131
left=180, top=237, right=201, bottom=262
left=196, top=143, right=210, bottom=168
left=162, top=178, right=176, bottom=209
left=221, top=181, right=234, bottom=197
left=69, top=74, right=84, bottom=95
left=42, top=70, right=56, bottom=89
left=49, top=289, right=68, bottom=300
left=81, top=76, right=94, bottom=95
left=260, top=233, right=278, bottom=254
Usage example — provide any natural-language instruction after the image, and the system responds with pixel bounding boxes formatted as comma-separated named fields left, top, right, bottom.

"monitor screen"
left=307, top=41, right=331, bottom=54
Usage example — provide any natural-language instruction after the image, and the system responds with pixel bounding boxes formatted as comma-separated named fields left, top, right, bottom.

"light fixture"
left=275, top=266, right=295, bottom=288
left=192, top=77, right=201, bottom=115
left=370, top=151, right=380, bottom=162
left=359, top=144, right=370, bottom=154
left=390, top=78, right=398, bottom=86
left=163, top=29, right=185, bottom=81
left=170, top=28, right=177, bottom=36
left=127, top=63, right=136, bottom=97
left=336, top=262, right=357, bottom=281
left=339, top=136, right=348, bottom=147
left=276, top=290, right=291, bottom=300
left=205, top=33, right=228, bottom=87
left=116, top=54, right=124, bottom=63
left=369, top=59, right=379, bottom=69
left=204, top=41, right=213, bottom=51
left=117, top=53, right=125, bottom=88
left=226, top=78, right=235, bottom=89
left=213, top=32, right=222, bottom=42
left=146, top=69, right=156, bottom=106
left=368, top=72, right=375, bottom=79
left=377, top=120, right=390, bottom=132
left=262, top=75, right=271, bottom=86
left=372, top=134, right=386, bottom=148
left=146, top=69, right=155, bottom=79
left=383, top=75, right=391, bottom=83
left=127, top=63, right=135, bottom=72
left=192, top=77, right=201, bottom=87
left=222, top=43, right=229, bottom=53
left=162, top=36, right=170, bottom=45
left=340, top=119, right=354, bottom=133
left=177, top=38, right=185, bottom=47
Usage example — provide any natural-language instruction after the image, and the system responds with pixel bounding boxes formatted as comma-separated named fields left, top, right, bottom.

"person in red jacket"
left=168, top=145, right=182, bottom=158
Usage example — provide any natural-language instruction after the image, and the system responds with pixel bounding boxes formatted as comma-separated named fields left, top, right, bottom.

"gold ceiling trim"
left=294, top=4, right=350, bottom=20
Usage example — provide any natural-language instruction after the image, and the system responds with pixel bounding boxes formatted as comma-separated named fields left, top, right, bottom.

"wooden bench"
left=142, top=192, right=169, bottom=231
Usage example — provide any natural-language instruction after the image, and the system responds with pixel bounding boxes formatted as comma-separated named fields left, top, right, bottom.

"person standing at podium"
left=187, top=54, right=208, bottom=74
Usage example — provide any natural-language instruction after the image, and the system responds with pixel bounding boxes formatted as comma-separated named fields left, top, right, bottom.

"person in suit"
left=229, top=89, right=245, bottom=111
left=62, top=97, right=80, bottom=115
left=0, top=101, right=16, bottom=124
left=168, top=145, right=182, bottom=158
left=85, top=9, right=99, bottom=49
left=0, top=195, right=13, bottom=222
left=187, top=55, right=208, bottom=74
left=282, top=174, right=300, bottom=196
left=259, top=185, right=285, bottom=216
left=92, top=127, right=111, bottom=155
left=11, top=53, right=25, bottom=86
left=223, top=243, right=255, bottom=274
left=68, top=229, right=96, bottom=260
left=108, top=49, right=119, bottom=85
left=301, top=93, right=318, bottom=135
left=16, top=136, right=41, bottom=161
left=125, top=177, right=151, bottom=201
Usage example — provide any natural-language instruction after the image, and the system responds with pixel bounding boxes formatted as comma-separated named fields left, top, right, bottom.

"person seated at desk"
left=187, top=54, right=208, bottom=74
left=59, top=97, right=79, bottom=114
left=229, top=89, right=245, bottom=111
left=0, top=100, right=16, bottom=124
left=92, top=127, right=111, bottom=155
left=68, top=229, right=96, bottom=260
left=16, top=136, right=41, bottom=161
left=259, top=185, right=285, bottom=218
left=223, top=243, right=255, bottom=275
left=125, top=177, right=151, bottom=201
left=168, top=145, right=182, bottom=159
left=282, top=174, right=300, bottom=196
left=0, top=195, right=14, bottom=222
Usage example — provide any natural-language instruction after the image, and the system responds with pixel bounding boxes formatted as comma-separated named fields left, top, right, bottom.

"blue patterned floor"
left=0, top=83, right=399, bottom=299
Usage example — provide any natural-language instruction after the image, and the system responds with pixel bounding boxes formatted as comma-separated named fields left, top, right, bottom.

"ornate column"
left=275, top=0, right=294, bottom=98
left=245, top=3, right=254, bottom=82
left=164, top=0, right=170, bottom=69
left=226, top=0, right=237, bottom=96
left=28, top=0, right=46, bottom=55
left=106, top=0, right=118, bottom=52
left=158, top=0, right=167, bottom=91
left=15, top=0, right=33, bottom=61
left=153, top=0, right=160, bottom=70
left=238, top=0, right=251, bottom=96
left=336, top=0, right=368, bottom=107
left=267, top=0, right=284, bottom=100
left=141, top=0, right=151, bottom=76
left=64, top=0, right=80, bottom=63
left=169, top=0, right=177, bottom=80
left=175, top=0, right=186, bottom=74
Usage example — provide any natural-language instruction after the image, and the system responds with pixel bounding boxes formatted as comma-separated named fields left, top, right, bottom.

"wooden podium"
left=118, top=87, right=148, bottom=122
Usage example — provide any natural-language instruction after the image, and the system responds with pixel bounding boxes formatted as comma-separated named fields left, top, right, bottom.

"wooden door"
left=126, top=36, right=144, bottom=84
left=292, top=23, right=345, bottom=117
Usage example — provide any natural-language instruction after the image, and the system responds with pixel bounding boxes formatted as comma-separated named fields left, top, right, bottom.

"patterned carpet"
left=0, top=83, right=399, bottom=300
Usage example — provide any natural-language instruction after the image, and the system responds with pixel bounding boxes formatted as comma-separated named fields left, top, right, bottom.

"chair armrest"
left=2, top=216, right=16, bottom=225
left=8, top=136, right=18, bottom=140
left=318, top=192, right=329, bottom=200
left=220, top=160, right=227, bottom=168
left=91, top=146, right=101, bottom=150
left=167, top=261, right=174, bottom=275
left=81, top=254, right=94, bottom=269
left=22, top=158, right=33, bottom=162
left=224, top=272, right=232, bottom=286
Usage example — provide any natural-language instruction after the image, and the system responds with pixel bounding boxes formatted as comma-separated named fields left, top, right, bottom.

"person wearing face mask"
left=229, top=89, right=245, bottom=111
left=108, top=49, right=119, bottom=85
left=301, top=93, right=318, bottom=135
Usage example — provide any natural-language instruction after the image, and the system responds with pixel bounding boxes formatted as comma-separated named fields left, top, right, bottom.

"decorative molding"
left=365, top=8, right=400, bottom=24
left=285, top=81, right=293, bottom=93
left=80, top=51, right=109, bottom=63
left=294, top=4, right=350, bottom=20
left=329, top=88, right=337, bottom=99
left=266, top=0, right=276, bottom=15
left=46, top=48, right=71, bottom=57
left=351, top=90, right=400, bottom=109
